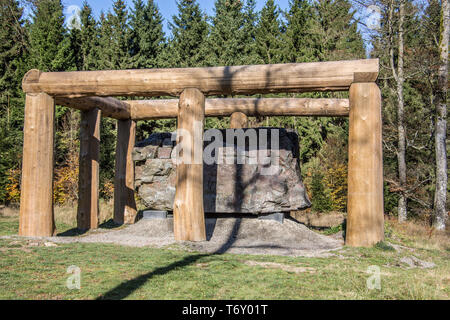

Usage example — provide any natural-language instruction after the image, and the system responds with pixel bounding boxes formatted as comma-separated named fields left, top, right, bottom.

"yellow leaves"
left=324, top=163, right=347, bottom=212
left=6, top=168, right=21, bottom=203
left=53, top=151, right=79, bottom=205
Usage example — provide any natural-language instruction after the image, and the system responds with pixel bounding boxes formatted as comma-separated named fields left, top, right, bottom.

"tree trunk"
left=434, top=0, right=449, bottom=230
left=390, top=0, right=407, bottom=222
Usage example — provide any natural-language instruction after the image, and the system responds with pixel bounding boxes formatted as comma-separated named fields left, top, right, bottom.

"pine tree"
left=0, top=0, right=28, bottom=203
left=97, top=0, right=132, bottom=70
left=255, top=0, right=284, bottom=64
left=313, top=0, right=365, bottom=61
left=28, top=0, right=73, bottom=71
left=0, top=0, right=27, bottom=102
left=283, top=0, right=320, bottom=63
left=164, top=0, right=209, bottom=68
left=77, top=1, right=98, bottom=71
left=207, top=0, right=255, bottom=66
left=129, top=0, right=165, bottom=69
left=242, top=0, right=259, bottom=64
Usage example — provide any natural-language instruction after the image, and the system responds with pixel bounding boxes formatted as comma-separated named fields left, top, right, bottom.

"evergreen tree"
left=242, top=0, right=259, bottom=64
left=313, top=0, right=365, bottom=61
left=164, top=0, right=209, bottom=68
left=0, top=0, right=27, bottom=203
left=207, top=0, right=256, bottom=66
left=28, top=0, right=73, bottom=71
left=76, top=1, right=98, bottom=71
left=129, top=0, right=165, bottom=69
left=97, top=0, right=132, bottom=70
left=255, top=0, right=284, bottom=64
left=283, top=0, right=320, bottom=63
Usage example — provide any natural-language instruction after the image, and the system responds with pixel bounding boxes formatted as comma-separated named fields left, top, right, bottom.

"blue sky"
left=62, top=0, right=291, bottom=35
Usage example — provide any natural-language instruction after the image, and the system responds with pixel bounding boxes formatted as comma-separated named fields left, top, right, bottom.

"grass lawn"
left=0, top=212, right=448, bottom=300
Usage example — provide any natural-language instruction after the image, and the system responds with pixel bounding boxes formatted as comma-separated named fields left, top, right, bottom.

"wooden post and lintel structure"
left=19, top=59, right=384, bottom=247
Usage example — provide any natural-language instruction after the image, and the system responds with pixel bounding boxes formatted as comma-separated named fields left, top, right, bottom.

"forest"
left=0, top=0, right=448, bottom=229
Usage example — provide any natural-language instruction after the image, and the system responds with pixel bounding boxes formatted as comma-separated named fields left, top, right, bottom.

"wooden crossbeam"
left=55, top=96, right=130, bottom=120
left=128, top=98, right=350, bottom=119
left=23, top=59, right=378, bottom=97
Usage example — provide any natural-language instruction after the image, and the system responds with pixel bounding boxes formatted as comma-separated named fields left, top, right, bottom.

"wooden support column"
left=174, top=88, right=206, bottom=241
left=346, top=83, right=384, bottom=247
left=114, top=119, right=137, bottom=224
left=77, top=108, right=101, bottom=230
left=19, top=93, right=55, bottom=237
left=230, top=112, right=248, bottom=128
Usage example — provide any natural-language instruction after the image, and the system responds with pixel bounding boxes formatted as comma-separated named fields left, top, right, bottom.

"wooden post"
left=174, top=88, right=206, bottom=241
left=77, top=108, right=101, bottom=230
left=19, top=93, right=55, bottom=237
left=114, top=119, right=137, bottom=224
left=346, top=82, right=384, bottom=247
left=230, top=112, right=248, bottom=128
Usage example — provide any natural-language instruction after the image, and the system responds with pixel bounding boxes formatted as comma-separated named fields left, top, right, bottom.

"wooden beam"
left=173, top=88, right=206, bottom=241
left=114, top=119, right=137, bottom=225
left=55, top=96, right=130, bottom=120
left=19, top=93, right=55, bottom=237
left=129, top=98, right=350, bottom=120
left=22, top=59, right=379, bottom=97
left=77, top=108, right=101, bottom=230
left=230, top=112, right=248, bottom=128
left=346, top=83, right=384, bottom=247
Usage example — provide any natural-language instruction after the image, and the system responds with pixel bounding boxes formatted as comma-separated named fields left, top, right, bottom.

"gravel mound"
left=47, top=217, right=343, bottom=257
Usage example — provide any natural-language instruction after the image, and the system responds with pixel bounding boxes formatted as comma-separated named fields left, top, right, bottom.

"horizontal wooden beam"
left=128, top=98, right=350, bottom=119
left=55, top=96, right=130, bottom=120
left=23, top=59, right=378, bottom=97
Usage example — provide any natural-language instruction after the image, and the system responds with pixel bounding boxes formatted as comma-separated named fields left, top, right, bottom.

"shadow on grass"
left=97, top=218, right=242, bottom=300
left=99, top=219, right=124, bottom=230
left=57, top=219, right=123, bottom=237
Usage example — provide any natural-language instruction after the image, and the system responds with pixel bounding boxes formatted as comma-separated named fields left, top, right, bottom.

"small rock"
left=400, top=256, right=436, bottom=269
left=44, top=242, right=58, bottom=247
left=157, top=147, right=172, bottom=159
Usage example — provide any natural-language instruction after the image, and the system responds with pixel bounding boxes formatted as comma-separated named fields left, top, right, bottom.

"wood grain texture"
left=129, top=98, right=350, bottom=120
left=19, top=93, right=55, bottom=237
left=173, top=88, right=206, bottom=241
left=22, top=59, right=378, bottom=97
left=77, top=108, right=101, bottom=230
left=55, top=97, right=130, bottom=120
left=346, top=83, right=384, bottom=247
left=114, top=119, right=137, bottom=225
left=230, top=112, right=248, bottom=128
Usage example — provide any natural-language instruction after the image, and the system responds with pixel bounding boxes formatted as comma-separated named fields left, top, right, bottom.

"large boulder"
left=134, top=128, right=311, bottom=214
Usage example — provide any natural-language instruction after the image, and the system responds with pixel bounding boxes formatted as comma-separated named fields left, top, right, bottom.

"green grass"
left=0, top=216, right=448, bottom=300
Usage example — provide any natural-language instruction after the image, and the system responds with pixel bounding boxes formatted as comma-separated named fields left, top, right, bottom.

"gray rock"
left=157, top=147, right=172, bottom=159
left=400, top=256, right=436, bottom=269
left=135, top=128, right=311, bottom=214
left=132, top=145, right=158, bottom=161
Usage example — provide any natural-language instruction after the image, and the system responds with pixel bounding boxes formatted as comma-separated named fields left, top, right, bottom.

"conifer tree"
left=77, top=1, right=98, bottom=71
left=97, top=0, right=132, bottom=70
left=255, top=0, right=283, bottom=64
left=313, top=0, right=365, bottom=61
left=164, top=0, right=209, bottom=68
left=129, top=0, right=165, bottom=69
left=207, top=0, right=255, bottom=66
left=0, top=0, right=27, bottom=203
left=283, top=0, right=320, bottom=63
left=28, top=0, right=73, bottom=71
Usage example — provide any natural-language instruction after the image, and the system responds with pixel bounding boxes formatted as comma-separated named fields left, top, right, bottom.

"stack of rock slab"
left=133, top=128, right=311, bottom=214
